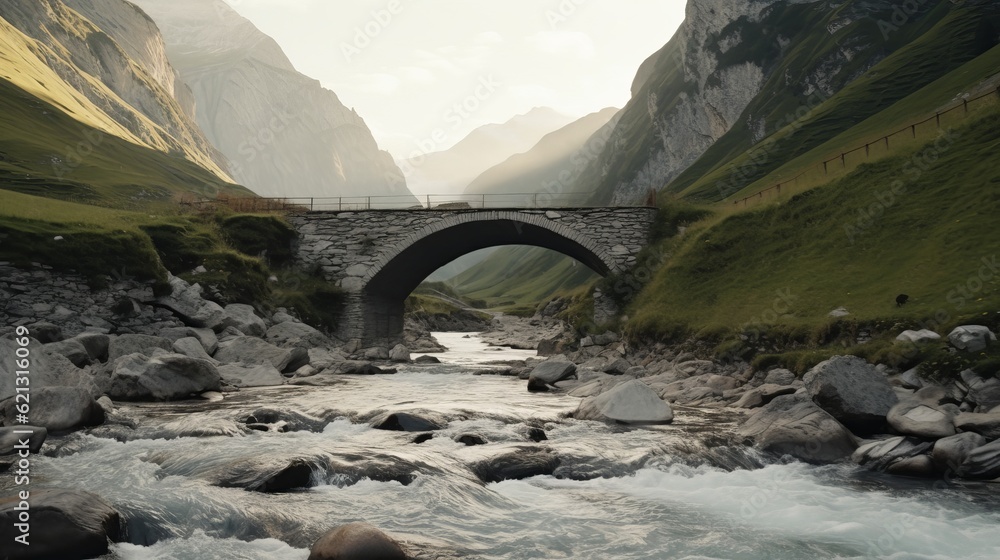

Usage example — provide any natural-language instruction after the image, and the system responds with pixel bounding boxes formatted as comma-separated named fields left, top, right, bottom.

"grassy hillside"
left=0, top=77, right=250, bottom=208
left=446, top=246, right=600, bottom=314
left=677, top=6, right=1000, bottom=201
left=626, top=106, right=1000, bottom=369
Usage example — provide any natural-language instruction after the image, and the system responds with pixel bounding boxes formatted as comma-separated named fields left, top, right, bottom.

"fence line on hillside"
left=732, top=84, right=1000, bottom=208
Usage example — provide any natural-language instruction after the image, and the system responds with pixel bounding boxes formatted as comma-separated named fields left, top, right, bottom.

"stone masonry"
left=290, top=208, right=657, bottom=343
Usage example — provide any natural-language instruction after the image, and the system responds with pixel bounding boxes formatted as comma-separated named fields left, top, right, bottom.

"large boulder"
left=43, top=339, right=91, bottom=367
left=851, top=436, right=932, bottom=472
left=308, top=522, right=407, bottom=560
left=218, top=363, right=284, bottom=388
left=214, top=337, right=293, bottom=371
left=733, top=384, right=798, bottom=409
left=0, top=426, right=47, bottom=455
left=527, top=361, right=577, bottom=392
left=803, top=356, right=898, bottom=435
left=887, top=396, right=956, bottom=439
left=959, top=369, right=1000, bottom=412
left=957, top=439, right=1000, bottom=480
left=107, top=334, right=173, bottom=363
left=0, top=338, right=97, bottom=401
left=389, top=344, right=411, bottom=363
left=738, top=394, right=858, bottom=464
left=159, top=327, right=218, bottom=354
left=156, top=274, right=226, bottom=330
left=1, top=387, right=103, bottom=432
left=266, top=322, right=332, bottom=349
left=953, top=412, right=1000, bottom=440
left=172, top=337, right=216, bottom=362
left=109, top=353, right=221, bottom=401
left=575, top=380, right=673, bottom=424
left=932, top=432, right=986, bottom=473
left=219, top=304, right=267, bottom=337
left=895, top=329, right=941, bottom=344
left=73, top=333, right=111, bottom=362
left=471, top=447, right=561, bottom=483
left=948, top=325, right=997, bottom=353
left=764, top=369, right=797, bottom=386
left=0, top=489, right=122, bottom=560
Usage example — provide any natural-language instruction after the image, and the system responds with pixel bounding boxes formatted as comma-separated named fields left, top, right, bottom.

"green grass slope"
left=0, top=77, right=251, bottom=208
left=447, top=246, right=600, bottom=313
left=628, top=107, right=1000, bottom=341
left=676, top=4, right=1000, bottom=201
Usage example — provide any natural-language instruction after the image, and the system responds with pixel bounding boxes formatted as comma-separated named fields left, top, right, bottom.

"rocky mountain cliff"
left=581, top=0, right=1000, bottom=204
left=0, top=0, right=231, bottom=179
left=131, top=0, right=412, bottom=202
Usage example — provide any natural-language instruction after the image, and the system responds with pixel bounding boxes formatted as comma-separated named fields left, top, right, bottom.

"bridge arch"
left=359, top=211, right=620, bottom=341
left=289, top=207, right=657, bottom=344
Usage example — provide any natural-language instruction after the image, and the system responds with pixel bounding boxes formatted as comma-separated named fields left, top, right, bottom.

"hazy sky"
left=223, top=0, right=686, bottom=159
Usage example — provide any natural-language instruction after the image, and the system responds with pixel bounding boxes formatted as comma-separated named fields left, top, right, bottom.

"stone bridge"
left=290, top=207, right=658, bottom=344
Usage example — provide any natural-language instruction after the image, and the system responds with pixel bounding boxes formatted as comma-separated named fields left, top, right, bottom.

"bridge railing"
left=188, top=191, right=633, bottom=212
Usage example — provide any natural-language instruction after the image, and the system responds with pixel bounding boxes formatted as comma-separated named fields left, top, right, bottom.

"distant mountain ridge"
left=131, top=0, right=414, bottom=202
left=403, top=107, right=575, bottom=196
left=464, top=107, right=620, bottom=198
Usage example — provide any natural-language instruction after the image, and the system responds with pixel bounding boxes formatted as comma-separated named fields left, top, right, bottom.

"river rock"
left=0, top=339, right=97, bottom=401
left=592, top=331, right=620, bottom=346
left=457, top=434, right=488, bottom=446
left=373, top=412, right=444, bottom=432
left=220, top=304, right=267, bottom=337
left=575, top=380, right=673, bottom=424
left=109, top=352, right=221, bottom=401
left=308, top=522, right=408, bottom=560
left=214, top=337, right=293, bottom=371
left=764, top=369, right=797, bottom=386
left=156, top=274, right=226, bottom=330
left=159, top=327, right=219, bottom=354
left=957, top=439, right=1000, bottom=480
left=26, top=321, right=63, bottom=343
left=218, top=363, right=284, bottom=388
left=266, top=321, right=332, bottom=349
left=0, top=426, right=47, bottom=455
left=896, top=329, right=941, bottom=344
left=171, top=337, right=215, bottom=362
left=733, top=384, right=798, bottom=409
left=74, top=332, right=111, bottom=362
left=0, top=489, right=121, bottom=560
left=364, top=347, right=390, bottom=360
left=885, top=454, right=936, bottom=478
left=1, top=387, right=103, bottom=432
left=960, top=369, right=1000, bottom=412
left=307, top=347, right=346, bottom=369
left=245, top=407, right=329, bottom=432
left=389, top=344, right=411, bottom=363
left=887, top=397, right=956, bottom=439
left=43, top=338, right=91, bottom=367
left=414, top=355, right=441, bottom=364
left=472, top=447, right=560, bottom=483
left=217, top=457, right=320, bottom=492
left=948, top=325, right=996, bottom=353
left=738, top=394, right=857, bottom=464
left=335, top=362, right=395, bottom=375
left=107, top=334, right=173, bottom=363
left=527, top=361, right=577, bottom=392
left=932, top=432, right=986, bottom=472
left=803, top=355, right=898, bottom=435
left=953, top=412, right=1000, bottom=440
left=602, top=357, right=631, bottom=375
left=851, top=436, right=932, bottom=471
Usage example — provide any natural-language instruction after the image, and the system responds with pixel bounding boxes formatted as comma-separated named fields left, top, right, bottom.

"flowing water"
left=10, top=333, right=1000, bottom=559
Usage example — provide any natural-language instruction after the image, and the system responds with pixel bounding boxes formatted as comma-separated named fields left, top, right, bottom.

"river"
left=11, top=333, right=1000, bottom=559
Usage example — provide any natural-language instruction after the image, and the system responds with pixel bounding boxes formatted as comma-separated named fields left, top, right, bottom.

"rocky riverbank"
left=2, top=265, right=999, bottom=558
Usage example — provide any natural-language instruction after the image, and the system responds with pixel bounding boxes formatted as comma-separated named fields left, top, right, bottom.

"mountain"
left=464, top=107, right=620, bottom=200
left=0, top=0, right=231, bottom=181
left=403, top=107, right=575, bottom=197
left=577, top=0, right=1000, bottom=204
left=131, top=0, right=413, bottom=202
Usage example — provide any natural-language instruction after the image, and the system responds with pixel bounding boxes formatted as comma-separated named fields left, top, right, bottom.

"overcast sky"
left=223, top=0, right=686, bottom=159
